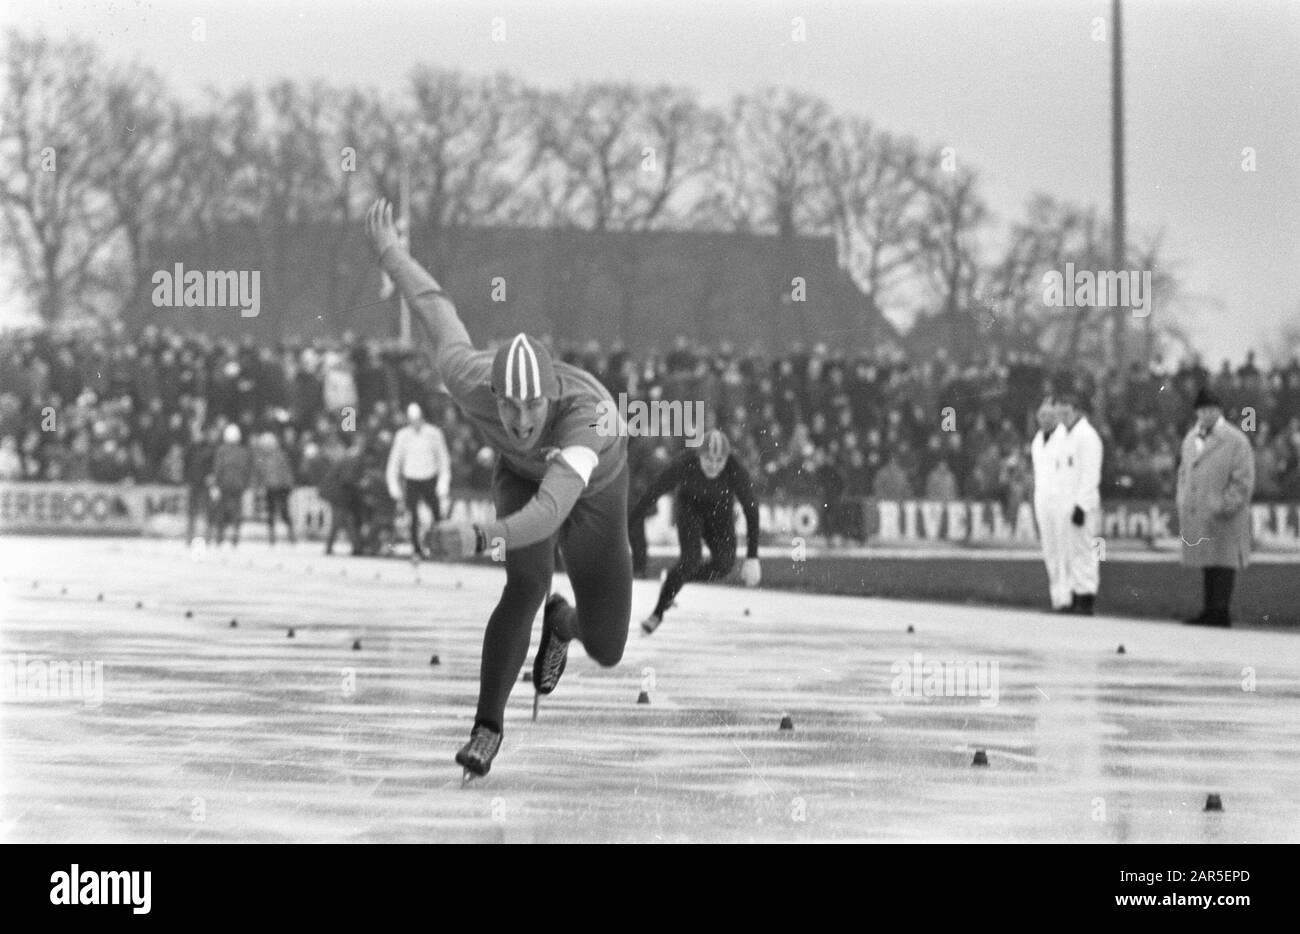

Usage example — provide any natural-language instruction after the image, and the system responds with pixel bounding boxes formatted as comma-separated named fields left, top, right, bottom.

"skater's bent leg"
left=653, top=557, right=698, bottom=617
left=695, top=515, right=737, bottom=583
left=475, top=538, right=556, bottom=730
left=473, top=466, right=553, bottom=730
left=628, top=518, right=648, bottom=576
left=558, top=467, right=633, bottom=666
left=653, top=505, right=704, bottom=616
left=563, top=534, right=632, bottom=666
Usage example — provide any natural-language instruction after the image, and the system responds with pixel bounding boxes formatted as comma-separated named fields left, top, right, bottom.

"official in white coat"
left=387, top=402, right=452, bottom=559
left=1058, top=392, right=1104, bottom=615
left=1030, top=396, right=1070, bottom=611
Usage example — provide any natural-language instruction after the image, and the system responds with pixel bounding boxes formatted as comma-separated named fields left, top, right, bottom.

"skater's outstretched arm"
left=445, top=442, right=599, bottom=557
left=479, top=455, right=588, bottom=550
left=365, top=198, right=476, bottom=397
left=628, top=458, right=687, bottom=526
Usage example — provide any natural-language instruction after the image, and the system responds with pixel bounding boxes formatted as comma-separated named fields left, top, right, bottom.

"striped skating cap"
left=491, top=333, right=560, bottom=402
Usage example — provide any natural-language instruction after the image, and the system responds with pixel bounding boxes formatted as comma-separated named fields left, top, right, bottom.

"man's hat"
left=1192, top=386, right=1222, bottom=409
left=492, top=333, right=559, bottom=402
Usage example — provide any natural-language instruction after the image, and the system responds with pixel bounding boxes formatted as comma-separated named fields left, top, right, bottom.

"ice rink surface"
left=2, top=536, right=1298, bottom=843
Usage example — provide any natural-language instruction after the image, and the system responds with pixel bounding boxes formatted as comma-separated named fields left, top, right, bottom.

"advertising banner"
left=0, top=484, right=186, bottom=536
left=3, top=484, right=1298, bottom=554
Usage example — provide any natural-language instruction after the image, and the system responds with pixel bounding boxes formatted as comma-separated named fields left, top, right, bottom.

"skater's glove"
left=741, top=557, right=761, bottom=587
left=1071, top=506, right=1085, bottom=527
left=435, top=522, right=488, bottom=559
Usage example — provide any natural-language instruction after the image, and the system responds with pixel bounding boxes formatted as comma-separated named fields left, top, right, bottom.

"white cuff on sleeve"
left=558, top=445, right=600, bottom=486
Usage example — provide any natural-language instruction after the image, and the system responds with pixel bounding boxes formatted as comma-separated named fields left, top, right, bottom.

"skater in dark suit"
left=1176, top=387, right=1255, bottom=627
left=629, top=429, right=762, bottom=635
left=365, top=199, right=631, bottom=779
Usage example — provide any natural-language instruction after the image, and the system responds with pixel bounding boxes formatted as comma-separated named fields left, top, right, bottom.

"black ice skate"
left=532, top=593, right=572, bottom=720
left=455, top=723, right=502, bottom=782
left=641, top=611, right=663, bottom=635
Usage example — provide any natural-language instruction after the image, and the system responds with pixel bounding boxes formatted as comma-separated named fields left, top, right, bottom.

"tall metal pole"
left=1111, top=0, right=1127, bottom=369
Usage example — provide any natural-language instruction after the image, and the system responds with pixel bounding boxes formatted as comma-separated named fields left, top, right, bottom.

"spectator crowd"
left=2, top=323, right=1299, bottom=544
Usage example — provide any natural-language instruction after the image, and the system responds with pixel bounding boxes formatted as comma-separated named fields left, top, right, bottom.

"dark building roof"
left=129, top=223, right=896, bottom=353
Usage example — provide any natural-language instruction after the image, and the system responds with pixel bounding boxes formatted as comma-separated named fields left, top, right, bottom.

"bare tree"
left=94, top=62, right=190, bottom=318
left=692, top=88, right=837, bottom=345
left=320, top=86, right=387, bottom=323
left=0, top=31, right=122, bottom=322
left=395, top=69, right=531, bottom=234
left=911, top=155, right=989, bottom=360
left=511, top=82, right=718, bottom=340
left=518, top=81, right=713, bottom=232
left=817, top=117, right=927, bottom=325
left=982, top=194, right=1184, bottom=369
left=704, top=87, right=834, bottom=237
left=348, top=66, right=538, bottom=323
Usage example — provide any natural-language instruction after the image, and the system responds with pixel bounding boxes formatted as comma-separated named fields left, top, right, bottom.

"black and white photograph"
left=0, top=0, right=1297, bottom=885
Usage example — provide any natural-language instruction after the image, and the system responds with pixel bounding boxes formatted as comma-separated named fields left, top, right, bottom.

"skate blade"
left=461, top=769, right=488, bottom=786
left=532, top=692, right=540, bottom=721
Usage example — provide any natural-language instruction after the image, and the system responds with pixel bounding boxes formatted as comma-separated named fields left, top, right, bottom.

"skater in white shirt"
left=1030, top=395, right=1070, bottom=612
left=1057, top=391, right=1104, bottom=615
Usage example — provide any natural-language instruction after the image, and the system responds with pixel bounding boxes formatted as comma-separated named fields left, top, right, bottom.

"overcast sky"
left=3, top=0, right=1297, bottom=363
